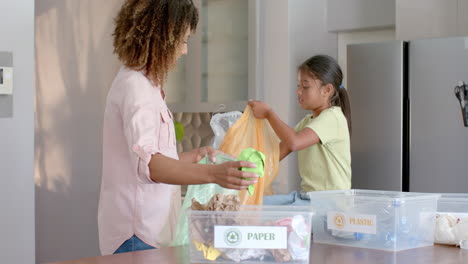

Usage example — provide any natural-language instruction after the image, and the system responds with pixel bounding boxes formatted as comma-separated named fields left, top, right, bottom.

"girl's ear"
left=323, top=83, right=334, bottom=97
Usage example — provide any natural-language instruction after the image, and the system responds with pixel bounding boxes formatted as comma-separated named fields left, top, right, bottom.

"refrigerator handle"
left=454, top=81, right=468, bottom=127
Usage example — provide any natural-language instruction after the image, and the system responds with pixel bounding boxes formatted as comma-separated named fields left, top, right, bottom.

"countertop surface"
left=48, top=243, right=468, bottom=264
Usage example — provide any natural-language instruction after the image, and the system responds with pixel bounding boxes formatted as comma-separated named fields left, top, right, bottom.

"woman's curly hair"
left=113, top=0, right=198, bottom=86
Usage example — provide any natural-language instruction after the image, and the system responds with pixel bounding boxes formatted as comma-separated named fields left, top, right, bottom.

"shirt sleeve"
left=305, top=110, right=340, bottom=145
left=121, top=79, right=161, bottom=184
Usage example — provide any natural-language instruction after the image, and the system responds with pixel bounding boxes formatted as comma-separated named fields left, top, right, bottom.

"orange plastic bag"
left=219, top=106, right=280, bottom=205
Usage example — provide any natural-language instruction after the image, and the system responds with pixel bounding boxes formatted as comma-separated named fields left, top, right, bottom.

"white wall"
left=0, top=0, right=35, bottom=263
left=262, top=0, right=337, bottom=193
left=261, top=0, right=291, bottom=193
left=288, top=0, right=338, bottom=192
left=35, top=0, right=123, bottom=262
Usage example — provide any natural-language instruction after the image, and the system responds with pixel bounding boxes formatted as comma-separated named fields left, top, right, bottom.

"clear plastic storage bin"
left=434, top=193, right=468, bottom=245
left=308, top=189, right=440, bottom=251
left=437, top=193, right=468, bottom=215
left=188, top=206, right=313, bottom=263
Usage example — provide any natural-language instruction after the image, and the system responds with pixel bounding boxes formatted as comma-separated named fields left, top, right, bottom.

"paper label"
left=327, top=211, right=377, bottom=234
left=214, top=226, right=287, bottom=249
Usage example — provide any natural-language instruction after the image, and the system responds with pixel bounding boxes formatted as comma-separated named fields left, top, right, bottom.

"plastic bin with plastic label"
left=188, top=206, right=313, bottom=263
left=308, top=189, right=440, bottom=251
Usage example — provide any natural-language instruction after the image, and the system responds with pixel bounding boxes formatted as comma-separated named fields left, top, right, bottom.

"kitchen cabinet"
left=460, top=0, right=468, bottom=36
left=166, top=0, right=260, bottom=113
left=396, top=0, right=468, bottom=40
left=327, top=0, right=395, bottom=32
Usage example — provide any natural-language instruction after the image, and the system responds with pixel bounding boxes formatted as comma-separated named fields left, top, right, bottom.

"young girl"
left=248, top=55, right=351, bottom=205
left=98, top=0, right=258, bottom=255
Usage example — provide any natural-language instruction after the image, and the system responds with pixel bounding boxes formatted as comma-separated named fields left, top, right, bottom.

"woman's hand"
left=210, top=161, right=259, bottom=190
left=248, top=100, right=272, bottom=119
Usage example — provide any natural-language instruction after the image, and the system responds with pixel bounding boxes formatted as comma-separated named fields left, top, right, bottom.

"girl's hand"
left=180, top=146, right=235, bottom=164
left=211, top=161, right=259, bottom=190
left=248, top=100, right=272, bottom=119
left=193, top=146, right=219, bottom=163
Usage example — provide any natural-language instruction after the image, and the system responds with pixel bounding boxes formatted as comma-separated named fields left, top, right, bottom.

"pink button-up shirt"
left=98, top=67, right=181, bottom=255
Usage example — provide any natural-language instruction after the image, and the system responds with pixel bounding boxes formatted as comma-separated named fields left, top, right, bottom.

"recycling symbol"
left=334, top=214, right=345, bottom=229
left=224, top=228, right=242, bottom=246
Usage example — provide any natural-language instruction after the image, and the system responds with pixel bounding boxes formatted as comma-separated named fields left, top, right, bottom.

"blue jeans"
left=263, top=191, right=311, bottom=206
left=113, top=235, right=155, bottom=254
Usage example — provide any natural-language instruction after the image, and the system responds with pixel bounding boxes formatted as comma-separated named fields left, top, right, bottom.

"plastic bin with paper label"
left=434, top=193, right=468, bottom=246
left=188, top=206, right=313, bottom=263
left=308, top=189, right=440, bottom=251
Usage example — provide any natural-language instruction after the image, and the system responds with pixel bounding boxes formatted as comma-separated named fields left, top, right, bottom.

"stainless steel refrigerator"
left=347, top=37, right=468, bottom=193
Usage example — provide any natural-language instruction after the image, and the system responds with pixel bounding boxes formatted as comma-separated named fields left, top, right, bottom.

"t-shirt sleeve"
left=121, top=79, right=161, bottom=184
left=304, top=110, right=340, bottom=145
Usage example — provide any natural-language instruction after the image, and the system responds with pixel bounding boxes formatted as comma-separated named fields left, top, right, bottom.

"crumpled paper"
left=270, top=215, right=310, bottom=261
left=435, top=214, right=459, bottom=244
left=270, top=248, right=292, bottom=262
left=193, top=240, right=222, bottom=261
left=220, top=248, right=268, bottom=262
left=192, top=193, right=241, bottom=212
left=190, top=194, right=241, bottom=261
left=435, top=213, right=468, bottom=247
left=459, top=240, right=468, bottom=250
left=288, top=215, right=310, bottom=260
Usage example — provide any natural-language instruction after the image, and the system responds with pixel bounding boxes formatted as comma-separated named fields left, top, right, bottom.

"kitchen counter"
left=48, top=243, right=468, bottom=264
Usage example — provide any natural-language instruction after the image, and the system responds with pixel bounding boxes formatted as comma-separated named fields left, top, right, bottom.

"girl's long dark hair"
left=299, top=55, right=352, bottom=135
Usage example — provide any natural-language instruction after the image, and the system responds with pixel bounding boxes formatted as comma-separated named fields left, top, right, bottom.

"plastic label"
left=327, top=211, right=377, bottom=235
left=214, top=226, right=287, bottom=249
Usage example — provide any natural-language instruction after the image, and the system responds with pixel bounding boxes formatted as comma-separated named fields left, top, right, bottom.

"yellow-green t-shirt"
left=295, top=106, right=351, bottom=192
